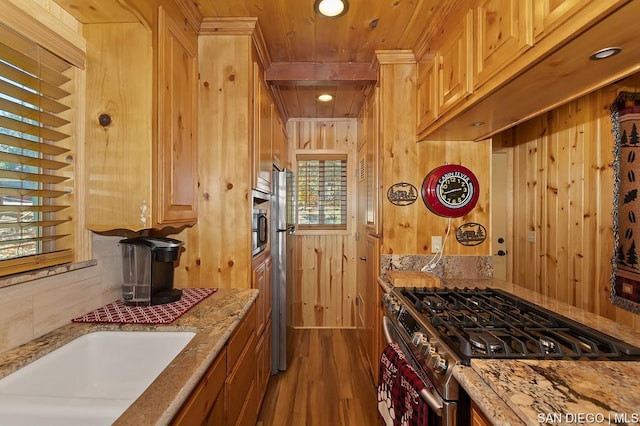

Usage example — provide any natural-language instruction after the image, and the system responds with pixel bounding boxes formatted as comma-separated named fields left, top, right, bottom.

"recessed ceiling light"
left=471, top=121, right=485, bottom=127
left=314, top=0, right=349, bottom=18
left=589, top=47, right=622, bottom=60
left=318, top=94, right=333, bottom=102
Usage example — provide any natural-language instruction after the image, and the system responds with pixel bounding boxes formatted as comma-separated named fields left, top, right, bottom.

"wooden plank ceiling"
left=54, top=0, right=456, bottom=119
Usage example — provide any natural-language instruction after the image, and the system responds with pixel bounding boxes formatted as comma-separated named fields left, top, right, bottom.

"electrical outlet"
left=431, top=236, right=443, bottom=253
left=527, top=231, right=536, bottom=243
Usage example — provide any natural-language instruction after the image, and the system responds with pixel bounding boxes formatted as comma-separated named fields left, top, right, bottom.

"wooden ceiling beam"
left=266, top=62, right=377, bottom=86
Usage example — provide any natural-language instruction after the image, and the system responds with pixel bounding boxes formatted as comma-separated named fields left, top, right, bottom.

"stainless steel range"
left=382, top=286, right=640, bottom=425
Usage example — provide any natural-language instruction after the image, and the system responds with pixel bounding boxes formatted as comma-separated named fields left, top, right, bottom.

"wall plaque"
left=387, top=182, right=418, bottom=206
left=455, top=223, right=487, bottom=246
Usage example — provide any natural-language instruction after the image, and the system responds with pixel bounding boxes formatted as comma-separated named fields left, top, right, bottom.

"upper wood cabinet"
left=272, top=109, right=288, bottom=169
left=473, top=0, right=533, bottom=89
left=364, top=88, right=380, bottom=235
left=416, top=9, right=472, bottom=137
left=85, top=3, right=198, bottom=231
left=533, top=0, right=620, bottom=42
left=156, top=5, right=199, bottom=225
left=253, top=61, right=272, bottom=193
left=417, top=0, right=632, bottom=141
left=435, top=10, right=473, bottom=117
left=416, top=60, right=438, bottom=130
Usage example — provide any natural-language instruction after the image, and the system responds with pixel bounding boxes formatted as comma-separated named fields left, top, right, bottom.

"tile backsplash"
left=0, top=234, right=123, bottom=354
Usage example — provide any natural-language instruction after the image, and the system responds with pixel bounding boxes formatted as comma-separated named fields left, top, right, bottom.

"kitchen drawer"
left=172, top=347, right=227, bottom=425
left=227, top=302, right=256, bottom=365
left=226, top=330, right=256, bottom=423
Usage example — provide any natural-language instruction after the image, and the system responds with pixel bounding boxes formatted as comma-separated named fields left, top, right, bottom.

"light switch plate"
left=527, top=231, right=536, bottom=243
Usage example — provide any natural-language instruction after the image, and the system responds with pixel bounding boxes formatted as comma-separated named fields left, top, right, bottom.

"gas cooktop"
left=394, top=287, right=640, bottom=362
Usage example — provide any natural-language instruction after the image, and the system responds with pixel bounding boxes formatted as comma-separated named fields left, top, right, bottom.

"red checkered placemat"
left=72, top=288, right=217, bottom=324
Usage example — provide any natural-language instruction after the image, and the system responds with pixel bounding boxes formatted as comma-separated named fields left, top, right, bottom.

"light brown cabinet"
left=252, top=252, right=272, bottom=411
left=416, top=9, right=472, bottom=138
left=172, top=348, right=227, bottom=426
left=417, top=0, right=631, bottom=141
left=252, top=252, right=272, bottom=341
left=173, top=303, right=256, bottom=426
left=272, top=110, right=288, bottom=169
left=255, top=318, right=272, bottom=415
left=533, top=0, right=619, bottom=42
left=356, top=234, right=381, bottom=382
left=471, top=401, right=492, bottom=426
left=416, top=61, right=438, bottom=130
left=473, top=0, right=533, bottom=89
left=85, top=3, right=198, bottom=231
left=364, top=88, right=381, bottom=235
left=156, top=5, right=199, bottom=225
left=195, top=19, right=284, bottom=290
left=365, top=234, right=381, bottom=383
left=435, top=9, right=473, bottom=117
left=253, top=61, right=273, bottom=194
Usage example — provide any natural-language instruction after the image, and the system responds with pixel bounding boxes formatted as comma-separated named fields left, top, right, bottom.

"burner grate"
left=395, top=287, right=640, bottom=361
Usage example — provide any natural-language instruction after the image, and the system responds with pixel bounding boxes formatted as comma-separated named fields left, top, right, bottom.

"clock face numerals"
left=436, top=172, right=474, bottom=208
left=422, top=165, right=479, bottom=217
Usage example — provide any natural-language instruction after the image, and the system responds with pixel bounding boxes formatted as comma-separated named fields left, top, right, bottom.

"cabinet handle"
left=359, top=256, right=367, bottom=261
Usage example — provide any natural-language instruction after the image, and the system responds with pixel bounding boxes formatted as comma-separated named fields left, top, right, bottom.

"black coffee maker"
left=119, top=237, right=183, bottom=306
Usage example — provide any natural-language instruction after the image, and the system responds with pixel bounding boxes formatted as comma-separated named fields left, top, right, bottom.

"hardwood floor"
left=257, top=329, right=379, bottom=426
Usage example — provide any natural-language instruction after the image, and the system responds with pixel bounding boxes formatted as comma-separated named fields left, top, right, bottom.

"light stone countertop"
left=379, top=275, right=640, bottom=425
left=0, top=287, right=259, bottom=426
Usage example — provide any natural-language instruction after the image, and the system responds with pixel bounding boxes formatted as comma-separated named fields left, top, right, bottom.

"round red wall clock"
left=421, top=164, right=479, bottom=217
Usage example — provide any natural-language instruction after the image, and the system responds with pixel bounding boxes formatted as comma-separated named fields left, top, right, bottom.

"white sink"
left=0, top=330, right=195, bottom=426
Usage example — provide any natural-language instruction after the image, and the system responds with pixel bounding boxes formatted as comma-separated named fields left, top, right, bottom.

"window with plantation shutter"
left=297, top=153, right=348, bottom=230
left=0, top=22, right=74, bottom=275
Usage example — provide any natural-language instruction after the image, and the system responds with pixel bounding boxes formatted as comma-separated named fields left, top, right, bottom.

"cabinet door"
left=416, top=60, right=438, bottom=132
left=437, top=10, right=473, bottom=116
left=156, top=5, right=199, bottom=225
left=172, top=348, right=227, bottom=426
left=365, top=234, right=381, bottom=383
left=365, top=88, right=380, bottom=235
left=84, top=23, right=153, bottom=232
left=474, top=0, right=533, bottom=89
left=254, top=319, right=272, bottom=414
left=253, top=62, right=272, bottom=193
left=252, top=257, right=267, bottom=338
left=535, top=0, right=585, bottom=39
left=272, top=110, right=283, bottom=169
left=471, top=401, right=492, bottom=426
left=264, top=256, right=273, bottom=321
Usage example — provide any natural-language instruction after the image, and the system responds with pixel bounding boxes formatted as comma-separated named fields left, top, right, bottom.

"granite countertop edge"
left=0, top=287, right=259, bottom=426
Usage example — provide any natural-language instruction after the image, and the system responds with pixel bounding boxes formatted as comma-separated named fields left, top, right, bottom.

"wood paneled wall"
left=288, top=119, right=358, bottom=328
left=499, top=76, right=640, bottom=331
left=376, top=57, right=491, bottom=256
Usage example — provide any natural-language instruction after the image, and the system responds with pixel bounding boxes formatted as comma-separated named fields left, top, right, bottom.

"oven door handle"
left=382, top=316, right=444, bottom=417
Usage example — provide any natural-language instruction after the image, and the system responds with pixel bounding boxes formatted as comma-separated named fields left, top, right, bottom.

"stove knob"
left=412, top=332, right=428, bottom=346
left=432, top=354, right=448, bottom=374
left=422, top=342, right=436, bottom=357
left=382, top=294, right=401, bottom=315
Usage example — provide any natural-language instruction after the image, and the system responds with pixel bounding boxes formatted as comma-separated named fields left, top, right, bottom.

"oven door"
left=382, top=316, right=463, bottom=426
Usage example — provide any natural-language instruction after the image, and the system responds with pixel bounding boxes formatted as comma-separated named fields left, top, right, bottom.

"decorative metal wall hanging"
left=455, top=223, right=487, bottom=246
left=611, top=91, right=640, bottom=314
left=387, top=182, right=418, bottom=206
